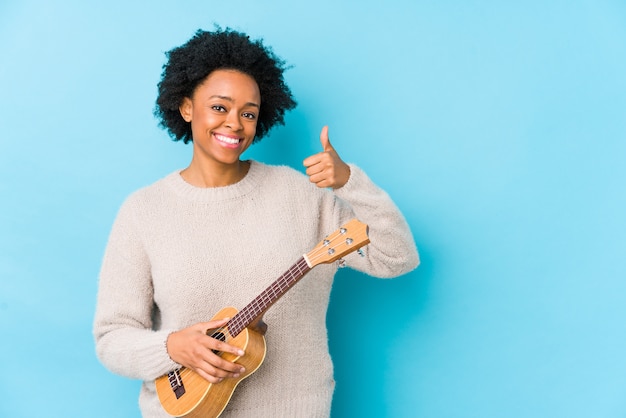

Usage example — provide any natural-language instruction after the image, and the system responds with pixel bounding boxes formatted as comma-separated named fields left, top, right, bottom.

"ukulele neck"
left=227, top=256, right=311, bottom=336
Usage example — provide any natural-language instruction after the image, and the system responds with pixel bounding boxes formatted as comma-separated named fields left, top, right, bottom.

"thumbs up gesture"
left=303, top=126, right=351, bottom=189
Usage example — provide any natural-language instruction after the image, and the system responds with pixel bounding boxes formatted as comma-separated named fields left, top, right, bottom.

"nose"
left=224, top=109, right=243, bottom=131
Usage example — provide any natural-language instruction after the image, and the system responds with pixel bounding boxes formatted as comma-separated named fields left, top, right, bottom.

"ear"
left=179, top=97, right=193, bottom=122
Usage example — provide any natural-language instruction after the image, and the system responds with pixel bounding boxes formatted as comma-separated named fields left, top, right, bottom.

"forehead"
left=195, top=69, right=260, bottom=102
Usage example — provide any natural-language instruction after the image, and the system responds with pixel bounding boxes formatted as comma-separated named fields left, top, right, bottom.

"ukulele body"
left=155, top=219, right=369, bottom=417
left=155, top=306, right=267, bottom=418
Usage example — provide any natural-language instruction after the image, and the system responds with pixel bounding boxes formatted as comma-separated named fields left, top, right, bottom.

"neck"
left=181, top=159, right=250, bottom=188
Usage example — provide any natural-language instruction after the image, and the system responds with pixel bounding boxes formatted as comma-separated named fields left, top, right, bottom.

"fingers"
left=303, top=125, right=350, bottom=189
left=166, top=321, right=246, bottom=383
left=196, top=368, right=230, bottom=384
left=206, top=334, right=245, bottom=359
left=199, top=323, right=246, bottom=369
left=303, top=126, right=333, bottom=169
left=193, top=319, right=243, bottom=358
left=305, top=157, right=338, bottom=188
left=302, top=152, right=322, bottom=169
left=320, top=125, right=332, bottom=152
left=193, top=347, right=245, bottom=383
left=203, top=317, right=230, bottom=327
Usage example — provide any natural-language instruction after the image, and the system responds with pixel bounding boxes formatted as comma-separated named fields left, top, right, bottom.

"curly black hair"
left=154, top=28, right=297, bottom=143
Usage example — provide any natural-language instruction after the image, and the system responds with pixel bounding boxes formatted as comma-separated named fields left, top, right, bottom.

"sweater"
left=93, top=161, right=419, bottom=417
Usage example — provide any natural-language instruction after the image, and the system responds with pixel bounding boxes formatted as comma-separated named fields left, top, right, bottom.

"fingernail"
left=237, top=349, right=245, bottom=356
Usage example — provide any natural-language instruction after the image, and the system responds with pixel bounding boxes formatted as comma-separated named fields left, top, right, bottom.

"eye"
left=242, top=112, right=257, bottom=120
left=211, top=105, right=226, bottom=112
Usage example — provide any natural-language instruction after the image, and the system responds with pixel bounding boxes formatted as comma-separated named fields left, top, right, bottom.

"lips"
left=214, top=133, right=242, bottom=147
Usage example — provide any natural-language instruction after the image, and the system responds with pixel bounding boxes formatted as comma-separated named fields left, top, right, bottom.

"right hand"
left=166, top=318, right=246, bottom=383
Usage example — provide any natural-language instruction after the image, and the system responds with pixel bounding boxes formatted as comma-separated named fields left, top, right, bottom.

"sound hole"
left=210, top=330, right=227, bottom=355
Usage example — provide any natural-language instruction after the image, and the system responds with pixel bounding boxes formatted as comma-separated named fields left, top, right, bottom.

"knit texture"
left=94, top=161, right=419, bottom=417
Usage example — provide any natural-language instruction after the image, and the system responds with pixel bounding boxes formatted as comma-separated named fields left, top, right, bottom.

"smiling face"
left=179, top=69, right=261, bottom=171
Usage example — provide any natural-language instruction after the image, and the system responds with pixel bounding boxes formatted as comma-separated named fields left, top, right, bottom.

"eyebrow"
left=210, top=95, right=260, bottom=108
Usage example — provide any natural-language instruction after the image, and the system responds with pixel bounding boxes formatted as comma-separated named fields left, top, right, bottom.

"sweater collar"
left=164, top=160, right=263, bottom=203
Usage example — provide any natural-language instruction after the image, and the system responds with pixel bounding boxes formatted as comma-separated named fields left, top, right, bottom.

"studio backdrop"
left=1, top=1, right=625, bottom=417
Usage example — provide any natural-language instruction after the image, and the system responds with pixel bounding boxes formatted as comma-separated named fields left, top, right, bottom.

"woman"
left=94, top=28, right=419, bottom=417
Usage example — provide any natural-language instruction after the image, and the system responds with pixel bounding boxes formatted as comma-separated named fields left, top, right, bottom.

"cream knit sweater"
left=94, top=161, right=419, bottom=417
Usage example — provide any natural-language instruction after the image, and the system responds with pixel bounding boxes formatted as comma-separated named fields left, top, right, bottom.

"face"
left=179, top=69, right=261, bottom=168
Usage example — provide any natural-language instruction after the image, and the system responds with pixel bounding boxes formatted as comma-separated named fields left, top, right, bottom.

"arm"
left=93, top=198, right=244, bottom=382
left=303, top=126, right=419, bottom=278
left=332, top=164, right=419, bottom=277
left=93, top=200, right=175, bottom=381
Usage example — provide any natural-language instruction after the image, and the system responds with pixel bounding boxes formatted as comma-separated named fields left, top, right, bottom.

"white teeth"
left=215, top=134, right=240, bottom=144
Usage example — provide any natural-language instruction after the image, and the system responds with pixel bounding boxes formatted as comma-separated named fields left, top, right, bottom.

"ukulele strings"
left=222, top=230, right=351, bottom=342
left=176, top=229, right=356, bottom=379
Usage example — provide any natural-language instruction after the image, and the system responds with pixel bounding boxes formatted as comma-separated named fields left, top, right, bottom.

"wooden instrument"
left=155, top=219, right=370, bottom=417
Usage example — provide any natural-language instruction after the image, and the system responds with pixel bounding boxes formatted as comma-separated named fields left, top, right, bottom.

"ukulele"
left=155, top=218, right=370, bottom=418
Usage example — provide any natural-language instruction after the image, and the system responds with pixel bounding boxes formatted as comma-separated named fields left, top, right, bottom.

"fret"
left=228, top=257, right=311, bottom=337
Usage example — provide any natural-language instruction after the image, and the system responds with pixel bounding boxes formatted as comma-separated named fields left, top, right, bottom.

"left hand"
left=303, top=126, right=351, bottom=189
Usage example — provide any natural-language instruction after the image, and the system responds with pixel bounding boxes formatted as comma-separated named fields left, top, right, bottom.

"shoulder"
left=116, top=172, right=180, bottom=218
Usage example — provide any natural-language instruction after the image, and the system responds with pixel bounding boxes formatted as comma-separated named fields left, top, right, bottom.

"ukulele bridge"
left=167, top=369, right=186, bottom=399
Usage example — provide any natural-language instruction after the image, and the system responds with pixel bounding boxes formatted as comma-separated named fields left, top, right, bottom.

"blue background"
left=1, top=1, right=625, bottom=417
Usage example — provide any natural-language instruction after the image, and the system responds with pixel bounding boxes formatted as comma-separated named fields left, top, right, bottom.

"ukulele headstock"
left=305, top=219, right=370, bottom=267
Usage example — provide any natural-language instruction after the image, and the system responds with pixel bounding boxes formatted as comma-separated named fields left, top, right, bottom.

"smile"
left=214, top=133, right=242, bottom=146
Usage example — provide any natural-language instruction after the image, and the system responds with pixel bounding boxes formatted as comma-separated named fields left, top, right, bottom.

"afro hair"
left=154, top=28, right=297, bottom=144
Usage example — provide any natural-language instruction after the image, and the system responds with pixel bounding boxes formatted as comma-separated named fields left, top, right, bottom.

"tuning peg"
left=357, top=249, right=365, bottom=257
left=337, top=258, right=346, bottom=268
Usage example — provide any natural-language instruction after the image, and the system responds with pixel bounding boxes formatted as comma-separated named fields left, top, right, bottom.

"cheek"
left=246, top=121, right=258, bottom=136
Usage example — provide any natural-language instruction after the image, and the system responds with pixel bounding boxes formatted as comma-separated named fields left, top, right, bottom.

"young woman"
left=94, top=28, right=419, bottom=417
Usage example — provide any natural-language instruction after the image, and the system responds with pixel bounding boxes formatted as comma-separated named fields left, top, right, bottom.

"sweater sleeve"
left=331, top=164, right=420, bottom=278
left=93, top=197, right=179, bottom=381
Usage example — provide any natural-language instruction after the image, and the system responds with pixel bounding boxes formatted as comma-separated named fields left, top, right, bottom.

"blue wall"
left=1, top=1, right=625, bottom=417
